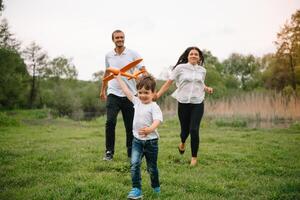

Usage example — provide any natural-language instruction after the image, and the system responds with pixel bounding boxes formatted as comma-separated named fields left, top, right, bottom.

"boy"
left=116, top=74, right=163, bottom=199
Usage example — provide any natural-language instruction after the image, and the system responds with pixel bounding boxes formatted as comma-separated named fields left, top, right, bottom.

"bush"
left=0, top=112, right=20, bottom=127
left=289, top=121, right=300, bottom=130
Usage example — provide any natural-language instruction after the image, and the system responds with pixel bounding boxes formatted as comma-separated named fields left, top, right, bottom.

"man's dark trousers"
left=105, top=94, right=134, bottom=157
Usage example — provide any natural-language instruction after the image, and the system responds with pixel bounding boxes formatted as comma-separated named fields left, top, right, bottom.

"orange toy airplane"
left=102, top=58, right=144, bottom=83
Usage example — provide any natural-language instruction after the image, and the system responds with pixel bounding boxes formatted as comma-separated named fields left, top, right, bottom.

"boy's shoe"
left=153, top=187, right=161, bottom=194
left=103, top=151, right=113, bottom=161
left=127, top=188, right=143, bottom=199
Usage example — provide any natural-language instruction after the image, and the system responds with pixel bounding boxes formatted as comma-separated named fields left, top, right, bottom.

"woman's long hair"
left=173, top=46, right=204, bottom=70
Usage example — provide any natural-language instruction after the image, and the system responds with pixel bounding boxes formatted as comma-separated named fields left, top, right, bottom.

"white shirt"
left=105, top=48, right=144, bottom=97
left=170, top=63, right=206, bottom=104
left=132, top=96, right=163, bottom=140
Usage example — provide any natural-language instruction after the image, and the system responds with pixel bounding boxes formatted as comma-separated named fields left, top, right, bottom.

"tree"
left=92, top=70, right=105, bottom=81
left=203, top=49, right=223, bottom=73
left=0, top=48, right=29, bottom=108
left=222, top=53, right=261, bottom=90
left=45, top=56, right=78, bottom=80
left=275, top=10, right=300, bottom=90
left=261, top=53, right=288, bottom=90
left=0, top=0, right=4, bottom=13
left=0, top=19, right=21, bottom=50
left=22, top=42, right=48, bottom=108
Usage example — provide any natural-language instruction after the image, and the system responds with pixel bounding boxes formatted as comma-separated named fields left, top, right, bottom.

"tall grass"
left=160, top=91, right=300, bottom=122
left=205, top=91, right=300, bottom=121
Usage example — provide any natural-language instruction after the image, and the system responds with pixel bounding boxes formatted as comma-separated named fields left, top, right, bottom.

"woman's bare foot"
left=190, top=157, right=197, bottom=166
left=178, top=143, right=185, bottom=154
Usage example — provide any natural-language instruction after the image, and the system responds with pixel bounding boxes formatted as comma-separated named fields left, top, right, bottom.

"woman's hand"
left=204, top=86, right=213, bottom=94
left=152, top=93, right=158, bottom=101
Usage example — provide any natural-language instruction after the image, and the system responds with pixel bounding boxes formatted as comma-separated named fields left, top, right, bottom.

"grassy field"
left=0, top=110, right=300, bottom=200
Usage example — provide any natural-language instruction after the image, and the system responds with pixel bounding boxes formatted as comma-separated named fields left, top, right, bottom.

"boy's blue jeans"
left=131, top=137, right=160, bottom=189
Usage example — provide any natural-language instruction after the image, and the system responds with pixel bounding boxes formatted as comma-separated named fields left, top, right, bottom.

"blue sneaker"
left=153, top=187, right=161, bottom=194
left=127, top=188, right=143, bottom=199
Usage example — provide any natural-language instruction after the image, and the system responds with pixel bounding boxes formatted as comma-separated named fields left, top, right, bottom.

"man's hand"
left=100, top=92, right=107, bottom=101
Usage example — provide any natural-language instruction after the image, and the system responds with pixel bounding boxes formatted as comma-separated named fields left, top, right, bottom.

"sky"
left=2, top=0, right=300, bottom=80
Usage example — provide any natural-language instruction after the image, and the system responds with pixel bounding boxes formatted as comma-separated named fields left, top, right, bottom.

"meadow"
left=0, top=110, right=300, bottom=200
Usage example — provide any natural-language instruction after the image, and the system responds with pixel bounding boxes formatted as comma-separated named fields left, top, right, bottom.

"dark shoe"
left=178, top=145, right=185, bottom=155
left=103, top=151, right=113, bottom=161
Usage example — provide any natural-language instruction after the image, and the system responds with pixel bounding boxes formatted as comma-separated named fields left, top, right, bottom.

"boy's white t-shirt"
left=132, top=96, right=163, bottom=140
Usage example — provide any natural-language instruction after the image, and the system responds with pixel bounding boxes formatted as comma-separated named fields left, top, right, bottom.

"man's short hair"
left=112, top=30, right=123, bottom=40
left=136, top=75, right=156, bottom=92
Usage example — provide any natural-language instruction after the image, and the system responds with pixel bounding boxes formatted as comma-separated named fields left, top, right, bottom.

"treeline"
left=0, top=2, right=299, bottom=118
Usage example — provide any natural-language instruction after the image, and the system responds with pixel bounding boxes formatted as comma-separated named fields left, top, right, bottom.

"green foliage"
left=223, top=74, right=239, bottom=89
left=45, top=56, right=78, bottom=80
left=38, top=79, right=106, bottom=120
left=214, top=118, right=247, bottom=128
left=8, top=109, right=49, bottom=120
left=274, top=10, right=300, bottom=90
left=203, top=49, right=223, bottom=73
left=222, top=53, right=261, bottom=90
left=0, top=112, right=20, bottom=126
left=282, top=85, right=294, bottom=97
left=0, top=0, right=3, bottom=12
left=0, top=48, right=30, bottom=109
left=205, top=66, right=227, bottom=99
left=289, top=121, right=300, bottom=130
left=23, top=42, right=48, bottom=108
left=0, top=19, right=21, bottom=50
left=52, top=85, right=82, bottom=116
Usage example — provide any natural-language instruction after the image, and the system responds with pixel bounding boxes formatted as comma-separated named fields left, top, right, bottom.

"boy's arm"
left=116, top=74, right=133, bottom=101
left=138, top=120, right=161, bottom=137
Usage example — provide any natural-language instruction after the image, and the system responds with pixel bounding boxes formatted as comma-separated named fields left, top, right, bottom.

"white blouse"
left=169, top=63, right=206, bottom=104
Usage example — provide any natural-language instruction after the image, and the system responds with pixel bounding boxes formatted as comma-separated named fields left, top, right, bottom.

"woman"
left=156, top=46, right=213, bottom=166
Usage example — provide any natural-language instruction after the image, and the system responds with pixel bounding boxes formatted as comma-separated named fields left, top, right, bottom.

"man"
left=100, top=30, right=145, bottom=161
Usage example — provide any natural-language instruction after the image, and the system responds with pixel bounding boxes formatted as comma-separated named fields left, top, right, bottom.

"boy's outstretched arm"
left=116, top=74, right=133, bottom=101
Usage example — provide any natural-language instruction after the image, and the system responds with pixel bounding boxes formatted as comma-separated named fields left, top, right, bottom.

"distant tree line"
left=0, top=2, right=299, bottom=119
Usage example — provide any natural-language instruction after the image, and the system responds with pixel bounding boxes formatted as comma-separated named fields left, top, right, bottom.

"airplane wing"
left=120, top=58, right=143, bottom=72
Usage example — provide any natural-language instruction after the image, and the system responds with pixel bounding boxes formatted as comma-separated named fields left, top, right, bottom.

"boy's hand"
left=138, top=127, right=153, bottom=137
left=114, top=72, right=121, bottom=78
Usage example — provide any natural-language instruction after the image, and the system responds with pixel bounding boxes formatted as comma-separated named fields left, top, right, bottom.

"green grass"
left=0, top=111, right=300, bottom=200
